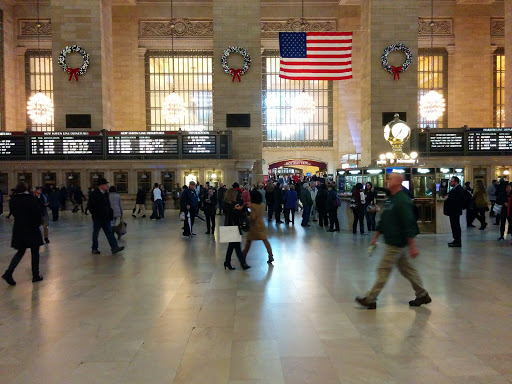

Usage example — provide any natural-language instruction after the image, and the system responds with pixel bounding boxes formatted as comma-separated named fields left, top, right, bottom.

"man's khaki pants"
left=366, top=244, right=428, bottom=302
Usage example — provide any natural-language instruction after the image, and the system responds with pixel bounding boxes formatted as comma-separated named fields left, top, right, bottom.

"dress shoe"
left=327, top=229, right=335, bottom=232
left=241, top=264, right=251, bottom=270
left=355, top=296, right=376, bottom=309
left=467, top=224, right=476, bottom=228
left=205, top=231, right=210, bottom=234
left=409, top=294, right=432, bottom=307
left=91, top=249, right=101, bottom=254
left=276, top=220, right=284, bottom=224
left=267, top=255, right=274, bottom=264
left=44, top=237, right=50, bottom=244
left=112, top=246, right=125, bottom=254
left=2, top=273, right=16, bottom=286
left=497, top=236, right=504, bottom=241
left=479, top=223, right=487, bottom=230
left=32, top=275, right=44, bottom=283
left=448, top=243, right=461, bottom=248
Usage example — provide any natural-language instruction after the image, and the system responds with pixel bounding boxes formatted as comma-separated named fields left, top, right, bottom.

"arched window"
left=493, top=48, right=505, bottom=128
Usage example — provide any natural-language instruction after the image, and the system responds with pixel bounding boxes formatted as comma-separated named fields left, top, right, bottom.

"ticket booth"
left=345, top=169, right=363, bottom=192
left=362, top=168, right=386, bottom=192
left=137, top=171, right=152, bottom=193
left=42, top=172, right=57, bottom=189
left=206, top=170, right=222, bottom=187
left=336, top=170, right=346, bottom=193
left=161, top=171, right=175, bottom=192
left=436, top=167, right=465, bottom=196
left=412, top=167, right=436, bottom=233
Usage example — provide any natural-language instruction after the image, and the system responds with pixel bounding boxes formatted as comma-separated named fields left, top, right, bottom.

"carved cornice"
left=490, top=18, right=505, bottom=37
left=140, top=19, right=213, bottom=38
left=19, top=19, right=52, bottom=37
left=261, top=18, right=336, bottom=37
left=418, top=18, right=453, bottom=37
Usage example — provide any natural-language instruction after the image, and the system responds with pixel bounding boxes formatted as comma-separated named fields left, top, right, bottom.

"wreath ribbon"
left=67, top=67, right=80, bottom=82
left=230, top=68, right=243, bottom=83
left=391, top=66, right=402, bottom=80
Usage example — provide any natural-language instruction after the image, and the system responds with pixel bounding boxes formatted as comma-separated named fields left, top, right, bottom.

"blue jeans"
left=302, top=205, right=311, bottom=225
left=365, top=209, right=377, bottom=231
left=153, top=199, right=164, bottom=218
left=92, top=220, right=118, bottom=251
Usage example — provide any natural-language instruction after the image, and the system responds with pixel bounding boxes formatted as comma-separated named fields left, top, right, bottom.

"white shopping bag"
left=219, top=226, right=242, bottom=243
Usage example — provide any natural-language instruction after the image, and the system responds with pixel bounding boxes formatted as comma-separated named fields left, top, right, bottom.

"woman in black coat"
left=2, top=182, right=44, bottom=285
left=223, top=188, right=250, bottom=270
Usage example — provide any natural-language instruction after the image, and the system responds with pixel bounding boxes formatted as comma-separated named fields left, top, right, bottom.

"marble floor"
left=0, top=210, right=511, bottom=384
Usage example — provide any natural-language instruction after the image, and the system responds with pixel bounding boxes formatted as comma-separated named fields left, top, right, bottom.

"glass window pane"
left=25, top=50, right=54, bottom=132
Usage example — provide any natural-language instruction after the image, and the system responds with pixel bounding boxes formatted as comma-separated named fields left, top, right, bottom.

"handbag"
left=113, top=219, right=127, bottom=236
left=368, top=204, right=380, bottom=213
left=493, top=204, right=502, bottom=214
left=179, top=212, right=185, bottom=221
left=219, top=226, right=242, bottom=243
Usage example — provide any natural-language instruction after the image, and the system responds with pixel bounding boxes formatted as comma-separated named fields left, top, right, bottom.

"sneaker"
left=132, top=214, right=136, bottom=218
left=44, top=237, right=50, bottom=244
left=355, top=296, right=376, bottom=309
left=409, top=294, right=432, bottom=307
left=91, top=249, right=101, bottom=254
left=2, top=273, right=16, bottom=286
left=112, top=246, right=125, bottom=255
left=32, top=275, right=44, bottom=283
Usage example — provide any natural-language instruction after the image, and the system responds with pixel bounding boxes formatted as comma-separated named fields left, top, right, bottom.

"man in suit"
left=444, top=176, right=464, bottom=248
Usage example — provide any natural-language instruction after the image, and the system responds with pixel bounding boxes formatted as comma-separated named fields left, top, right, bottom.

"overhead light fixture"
left=162, top=0, right=186, bottom=124
left=291, top=91, right=315, bottom=123
left=68, top=175, right=74, bottom=179
left=44, top=174, right=51, bottom=180
left=27, top=0, right=53, bottom=126
left=211, top=173, right=217, bottom=179
left=163, top=172, right=170, bottom=178
left=92, top=173, right=99, bottom=179
left=19, top=175, right=25, bottom=180
left=504, top=170, right=510, bottom=175
left=141, top=173, right=147, bottom=179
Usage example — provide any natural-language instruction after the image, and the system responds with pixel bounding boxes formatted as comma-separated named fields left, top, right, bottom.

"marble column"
left=50, top=0, right=113, bottom=131
left=213, top=0, right=263, bottom=181
left=360, top=0, right=418, bottom=166
left=505, top=1, right=512, bottom=127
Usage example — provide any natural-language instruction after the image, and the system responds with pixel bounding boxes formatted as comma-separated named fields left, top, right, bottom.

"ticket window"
left=207, top=171, right=221, bottom=187
left=0, top=173, right=8, bottom=195
left=185, top=172, right=198, bottom=186
left=473, top=167, right=487, bottom=188
left=436, top=168, right=464, bottom=195
left=66, top=172, right=81, bottom=189
left=345, top=170, right=363, bottom=192
left=161, top=171, right=175, bottom=192
left=90, top=172, right=104, bottom=189
left=412, top=169, right=436, bottom=197
left=137, top=172, right=152, bottom=193
left=114, top=172, right=128, bottom=193
left=238, top=171, right=250, bottom=186
left=495, top=167, right=510, bottom=182
left=42, top=172, right=57, bottom=189
left=18, top=173, right=32, bottom=189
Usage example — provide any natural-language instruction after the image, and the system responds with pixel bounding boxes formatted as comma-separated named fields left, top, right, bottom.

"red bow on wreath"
left=390, top=66, right=402, bottom=80
left=67, top=68, right=80, bottom=82
left=230, top=68, right=243, bottom=83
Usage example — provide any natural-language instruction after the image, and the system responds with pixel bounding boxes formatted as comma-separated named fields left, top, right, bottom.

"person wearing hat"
left=87, top=178, right=124, bottom=255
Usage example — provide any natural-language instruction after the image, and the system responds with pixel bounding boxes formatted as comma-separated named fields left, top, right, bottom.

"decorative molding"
left=140, top=19, right=213, bottom=38
left=418, top=18, right=453, bottom=37
left=19, top=19, right=52, bottom=37
left=490, top=18, right=504, bottom=37
left=261, top=18, right=336, bottom=37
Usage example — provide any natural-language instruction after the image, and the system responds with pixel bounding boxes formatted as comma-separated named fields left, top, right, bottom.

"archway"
left=268, top=159, right=328, bottom=179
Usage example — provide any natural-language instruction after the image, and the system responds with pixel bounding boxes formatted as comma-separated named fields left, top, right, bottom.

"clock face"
left=391, top=123, right=410, bottom=141
left=384, top=125, right=391, bottom=141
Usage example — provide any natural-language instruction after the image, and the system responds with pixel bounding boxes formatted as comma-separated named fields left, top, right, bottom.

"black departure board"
left=182, top=135, right=216, bottom=155
left=467, top=128, right=512, bottom=152
left=29, top=132, right=103, bottom=159
left=0, top=132, right=27, bottom=159
left=107, top=132, right=179, bottom=158
left=429, top=132, right=464, bottom=152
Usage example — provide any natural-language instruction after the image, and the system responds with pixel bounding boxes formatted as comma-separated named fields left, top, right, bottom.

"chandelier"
left=420, top=90, right=445, bottom=122
left=162, top=0, right=186, bottom=124
left=291, top=91, right=315, bottom=123
left=28, top=0, right=53, bottom=126
left=419, top=0, right=445, bottom=124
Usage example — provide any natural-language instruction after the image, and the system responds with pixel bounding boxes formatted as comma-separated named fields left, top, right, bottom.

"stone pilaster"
left=360, top=0, right=419, bottom=166
left=213, top=0, right=263, bottom=181
left=505, top=1, right=512, bottom=127
left=50, top=0, right=113, bottom=131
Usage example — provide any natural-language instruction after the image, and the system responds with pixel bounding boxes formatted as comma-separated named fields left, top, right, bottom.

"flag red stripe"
left=280, top=68, right=352, bottom=74
left=307, top=54, right=352, bottom=59
left=307, top=47, right=352, bottom=52
left=280, top=61, right=352, bottom=66
left=279, top=74, right=353, bottom=80
left=306, top=39, right=353, bottom=44
left=307, top=32, right=352, bottom=36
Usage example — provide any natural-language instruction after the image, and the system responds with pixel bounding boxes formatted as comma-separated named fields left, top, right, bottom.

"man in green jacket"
left=299, top=183, right=313, bottom=227
left=355, top=173, right=431, bottom=309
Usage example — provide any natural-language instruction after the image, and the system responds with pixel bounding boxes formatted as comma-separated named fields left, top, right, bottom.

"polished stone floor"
left=0, top=210, right=511, bottom=384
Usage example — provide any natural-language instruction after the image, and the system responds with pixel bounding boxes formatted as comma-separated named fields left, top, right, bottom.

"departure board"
left=0, top=132, right=27, bottom=159
left=106, top=132, right=178, bottom=158
left=29, top=132, right=103, bottom=159
left=429, top=132, right=464, bottom=152
left=182, top=135, right=216, bottom=155
left=467, top=128, right=512, bottom=152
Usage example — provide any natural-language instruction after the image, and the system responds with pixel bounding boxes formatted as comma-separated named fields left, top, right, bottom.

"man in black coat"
left=2, top=182, right=44, bottom=285
left=444, top=176, right=464, bottom=247
left=88, top=178, right=124, bottom=255
left=273, top=183, right=284, bottom=224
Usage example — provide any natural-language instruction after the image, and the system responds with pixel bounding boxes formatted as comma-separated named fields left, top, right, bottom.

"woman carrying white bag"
left=219, top=188, right=251, bottom=271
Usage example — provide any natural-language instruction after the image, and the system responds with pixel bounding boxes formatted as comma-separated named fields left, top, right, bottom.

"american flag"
left=278, top=31, right=353, bottom=80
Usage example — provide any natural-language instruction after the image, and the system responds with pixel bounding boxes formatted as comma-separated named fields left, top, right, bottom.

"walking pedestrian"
left=181, top=181, right=199, bottom=237
left=364, top=182, right=378, bottom=232
left=88, top=178, right=124, bottom=255
left=444, top=176, right=464, bottom=248
left=35, top=186, right=50, bottom=244
left=273, top=183, right=284, bottom=224
left=243, top=189, right=274, bottom=264
left=203, top=187, right=217, bottom=235
left=71, top=186, right=86, bottom=213
left=327, top=184, right=340, bottom=232
left=109, top=186, right=124, bottom=240
left=351, top=183, right=365, bottom=235
left=300, top=183, right=313, bottom=227
left=48, top=185, right=60, bottom=221
left=151, top=183, right=164, bottom=219
left=217, top=183, right=226, bottom=215
left=265, top=183, right=275, bottom=221
left=283, top=184, right=298, bottom=225
left=133, top=186, right=147, bottom=218
left=316, top=184, right=329, bottom=228
left=497, top=183, right=511, bottom=241
left=473, top=180, right=488, bottom=230
left=355, top=173, right=431, bottom=309
left=223, top=188, right=250, bottom=270
left=2, top=182, right=44, bottom=285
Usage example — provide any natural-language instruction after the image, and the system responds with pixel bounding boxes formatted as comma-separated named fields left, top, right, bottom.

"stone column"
left=505, top=1, right=512, bottom=127
left=213, top=0, right=263, bottom=181
left=50, top=0, right=113, bottom=131
left=360, top=0, right=418, bottom=166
